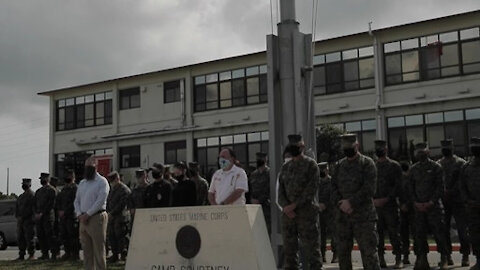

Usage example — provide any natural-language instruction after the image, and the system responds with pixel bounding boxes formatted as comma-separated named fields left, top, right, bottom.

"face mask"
left=256, top=159, right=266, bottom=168
left=471, top=146, right=480, bottom=157
left=284, top=158, right=292, bottom=164
left=289, top=145, right=301, bottom=157
left=219, top=158, right=231, bottom=169
left=442, top=148, right=453, bottom=157
left=375, top=149, right=386, bottom=158
left=400, top=163, right=409, bottom=172
left=84, top=166, right=96, bottom=180
left=320, top=171, right=326, bottom=178
left=22, top=184, right=30, bottom=191
left=343, top=148, right=356, bottom=158
left=415, top=152, right=428, bottom=161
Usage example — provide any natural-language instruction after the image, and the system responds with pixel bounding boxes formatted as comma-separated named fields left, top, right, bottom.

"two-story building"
left=39, top=10, right=480, bottom=185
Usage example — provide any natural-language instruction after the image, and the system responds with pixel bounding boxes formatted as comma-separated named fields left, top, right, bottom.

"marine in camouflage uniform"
left=145, top=167, right=173, bottom=207
left=49, top=176, right=60, bottom=259
left=373, top=140, right=403, bottom=269
left=438, top=139, right=469, bottom=266
left=15, top=178, right=36, bottom=261
left=106, top=171, right=131, bottom=263
left=317, top=162, right=337, bottom=264
left=278, top=135, right=322, bottom=270
left=34, top=172, right=57, bottom=260
left=409, top=142, right=449, bottom=270
left=57, top=170, right=79, bottom=260
left=331, top=134, right=380, bottom=270
left=128, top=169, right=149, bottom=229
left=460, top=137, right=480, bottom=270
left=398, top=161, right=415, bottom=265
left=189, top=162, right=209, bottom=206
left=249, top=152, right=271, bottom=235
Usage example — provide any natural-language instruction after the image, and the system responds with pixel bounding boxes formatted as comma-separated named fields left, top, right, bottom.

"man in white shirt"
left=74, top=156, right=110, bottom=270
left=208, top=148, right=248, bottom=205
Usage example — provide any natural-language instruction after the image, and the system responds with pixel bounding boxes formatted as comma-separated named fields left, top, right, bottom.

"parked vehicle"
left=0, top=200, right=17, bottom=249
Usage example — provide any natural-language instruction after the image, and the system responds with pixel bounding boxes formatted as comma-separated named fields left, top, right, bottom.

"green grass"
left=0, top=260, right=125, bottom=270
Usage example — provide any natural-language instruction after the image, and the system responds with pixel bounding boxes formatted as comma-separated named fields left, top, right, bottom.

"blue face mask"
left=219, top=158, right=231, bottom=169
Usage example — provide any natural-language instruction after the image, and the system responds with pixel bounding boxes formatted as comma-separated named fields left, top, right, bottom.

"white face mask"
left=284, top=158, right=292, bottom=164
left=219, top=158, right=231, bottom=169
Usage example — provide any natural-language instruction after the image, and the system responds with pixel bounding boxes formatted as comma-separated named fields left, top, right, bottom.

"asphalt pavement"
left=0, top=246, right=475, bottom=269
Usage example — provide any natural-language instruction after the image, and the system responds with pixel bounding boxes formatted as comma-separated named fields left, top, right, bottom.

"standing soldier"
left=163, top=166, right=178, bottom=188
left=49, top=176, right=60, bottom=259
left=460, top=137, right=480, bottom=270
left=398, top=160, right=414, bottom=265
left=145, top=166, right=173, bottom=208
left=438, top=139, right=470, bottom=266
left=317, top=162, right=337, bottom=264
left=331, top=134, right=380, bottom=270
left=249, top=152, right=271, bottom=235
left=34, top=172, right=57, bottom=260
left=15, top=178, right=36, bottom=261
left=278, top=135, right=322, bottom=270
left=373, top=140, right=403, bottom=269
left=189, top=162, right=209, bottom=206
left=58, top=170, right=79, bottom=261
left=171, top=162, right=197, bottom=207
left=128, top=169, right=149, bottom=228
left=106, top=171, right=131, bottom=263
left=409, top=142, right=449, bottom=270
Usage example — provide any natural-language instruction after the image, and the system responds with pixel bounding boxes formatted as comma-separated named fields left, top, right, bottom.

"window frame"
left=164, top=80, right=182, bottom=104
left=119, top=87, right=141, bottom=110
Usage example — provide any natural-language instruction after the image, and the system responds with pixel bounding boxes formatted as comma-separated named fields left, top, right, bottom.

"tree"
left=316, top=124, right=344, bottom=163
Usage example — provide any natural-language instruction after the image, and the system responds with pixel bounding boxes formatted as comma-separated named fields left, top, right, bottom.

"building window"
left=193, top=64, right=267, bottom=112
left=164, top=141, right=187, bottom=164
left=195, top=131, right=269, bottom=180
left=119, top=146, right=140, bottom=168
left=55, top=148, right=112, bottom=181
left=56, top=91, right=112, bottom=131
left=384, top=26, right=480, bottom=86
left=313, top=46, right=375, bottom=95
left=334, top=119, right=376, bottom=153
left=386, top=109, right=480, bottom=160
left=164, top=80, right=182, bottom=103
left=119, top=87, right=140, bottom=110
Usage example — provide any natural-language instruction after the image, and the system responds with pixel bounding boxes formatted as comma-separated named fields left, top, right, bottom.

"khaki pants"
left=79, top=212, right=108, bottom=270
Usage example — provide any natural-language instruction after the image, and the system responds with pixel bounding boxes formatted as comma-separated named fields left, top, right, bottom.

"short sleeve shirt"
left=208, top=165, right=249, bottom=205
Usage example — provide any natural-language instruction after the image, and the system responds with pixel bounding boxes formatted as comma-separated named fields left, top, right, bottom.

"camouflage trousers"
left=466, top=206, right=480, bottom=256
left=444, top=201, right=471, bottom=255
left=319, top=209, right=336, bottom=256
left=59, top=216, right=79, bottom=257
left=107, top=216, right=130, bottom=257
left=376, top=206, right=402, bottom=256
left=281, top=205, right=322, bottom=270
left=36, top=214, right=56, bottom=256
left=399, top=205, right=415, bottom=256
left=17, top=219, right=35, bottom=256
left=413, top=205, right=448, bottom=255
left=336, top=212, right=380, bottom=270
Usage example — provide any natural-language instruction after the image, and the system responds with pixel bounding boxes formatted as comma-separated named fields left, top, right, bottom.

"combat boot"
left=379, top=254, right=387, bottom=268
left=14, top=255, right=25, bottom=261
left=414, top=254, right=430, bottom=270
left=107, top=254, right=119, bottom=263
left=447, top=254, right=454, bottom=266
left=403, top=255, right=411, bottom=265
left=37, top=253, right=49, bottom=260
left=60, top=253, right=70, bottom=261
left=27, top=254, right=35, bottom=260
left=438, top=255, right=448, bottom=270
left=331, top=252, right=338, bottom=263
left=462, top=254, right=470, bottom=267
left=393, top=255, right=404, bottom=269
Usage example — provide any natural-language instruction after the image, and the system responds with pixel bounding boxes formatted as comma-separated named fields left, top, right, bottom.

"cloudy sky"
left=0, top=0, right=479, bottom=195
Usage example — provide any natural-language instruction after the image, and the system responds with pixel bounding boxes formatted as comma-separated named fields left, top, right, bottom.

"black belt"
left=83, top=210, right=106, bottom=216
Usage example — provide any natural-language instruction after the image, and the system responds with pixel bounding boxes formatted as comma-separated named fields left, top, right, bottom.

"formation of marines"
left=13, top=133, right=480, bottom=270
